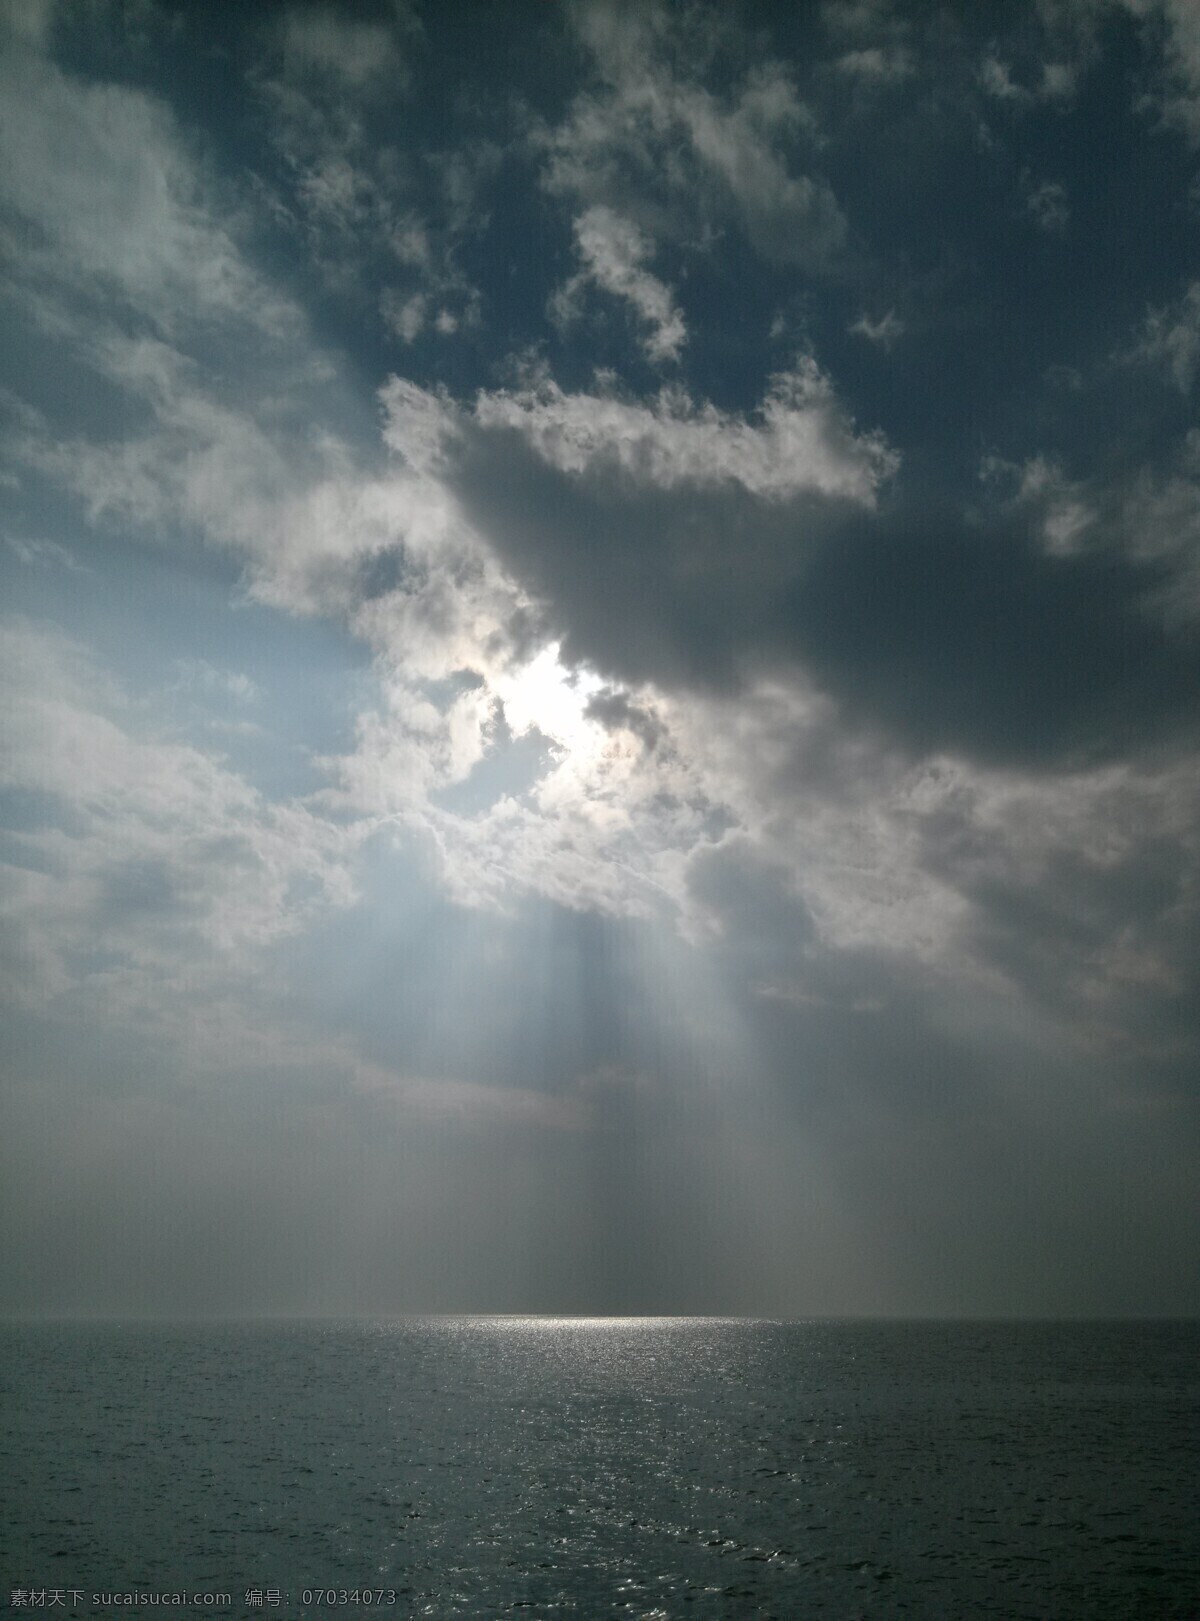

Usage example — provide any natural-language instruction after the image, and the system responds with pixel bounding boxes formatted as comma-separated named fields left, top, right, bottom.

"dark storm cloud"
left=449, top=417, right=857, bottom=693
left=584, top=688, right=667, bottom=751
left=450, top=413, right=1200, bottom=771
left=788, top=505, right=1200, bottom=769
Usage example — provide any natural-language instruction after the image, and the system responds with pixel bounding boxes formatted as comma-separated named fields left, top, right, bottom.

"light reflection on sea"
left=2, top=1317, right=1197, bottom=1616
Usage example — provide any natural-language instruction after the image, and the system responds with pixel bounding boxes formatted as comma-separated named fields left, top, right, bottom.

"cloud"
left=1155, top=0, right=1200, bottom=140
left=0, top=12, right=900, bottom=938
left=465, top=361, right=895, bottom=504
left=0, top=0, right=54, bottom=51
left=171, top=658, right=259, bottom=706
left=1119, top=0, right=1200, bottom=142
left=5, top=7, right=1195, bottom=981
left=672, top=697, right=1200, bottom=1103
left=980, top=54, right=1079, bottom=105
left=0, top=25, right=295, bottom=339
left=1021, top=173, right=1070, bottom=234
left=4, top=534, right=88, bottom=571
left=584, top=688, right=667, bottom=751
left=0, top=617, right=359, bottom=1025
left=821, top=0, right=906, bottom=43
left=278, top=4, right=415, bottom=92
left=388, top=360, right=1198, bottom=781
left=787, top=503, right=1200, bottom=769
left=554, top=205, right=686, bottom=363
left=383, top=288, right=430, bottom=343
left=835, top=46, right=913, bottom=81
left=1117, top=428, right=1200, bottom=625
left=911, top=755, right=1200, bottom=1070
left=3, top=0, right=1200, bottom=1319
left=417, top=363, right=895, bottom=708
left=981, top=452, right=1092, bottom=557
left=258, top=2, right=483, bottom=335
left=1132, top=279, right=1200, bottom=391
left=849, top=309, right=905, bottom=348
left=539, top=2, right=847, bottom=271
left=9, top=317, right=459, bottom=634
left=981, top=57, right=1027, bottom=101
left=975, top=424, right=1200, bottom=629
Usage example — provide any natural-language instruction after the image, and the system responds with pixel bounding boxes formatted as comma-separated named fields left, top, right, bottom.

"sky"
left=1, top=0, right=1198, bottom=1319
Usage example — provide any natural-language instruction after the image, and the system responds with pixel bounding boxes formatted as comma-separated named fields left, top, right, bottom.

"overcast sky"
left=2, top=0, right=1198, bottom=1318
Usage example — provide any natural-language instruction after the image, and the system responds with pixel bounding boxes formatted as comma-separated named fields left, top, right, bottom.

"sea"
left=2, top=1317, right=1197, bottom=1618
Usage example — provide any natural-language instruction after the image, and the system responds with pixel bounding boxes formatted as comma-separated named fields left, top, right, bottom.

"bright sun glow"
left=494, top=642, right=605, bottom=752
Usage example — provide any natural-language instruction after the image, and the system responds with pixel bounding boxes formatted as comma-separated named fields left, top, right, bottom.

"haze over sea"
left=2, top=1317, right=1197, bottom=1618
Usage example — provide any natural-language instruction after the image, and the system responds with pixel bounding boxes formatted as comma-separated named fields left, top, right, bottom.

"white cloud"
left=0, top=615, right=583, bottom=1137
left=11, top=322, right=457, bottom=626
left=981, top=451, right=1093, bottom=557
left=556, top=205, right=686, bottom=363
left=0, top=33, right=296, bottom=339
left=1018, top=457, right=1091, bottom=554
left=321, top=678, right=494, bottom=816
left=301, top=359, right=889, bottom=922
left=383, top=288, right=429, bottom=343
left=469, top=360, right=896, bottom=505
left=540, top=8, right=845, bottom=271
left=0, top=618, right=359, bottom=1019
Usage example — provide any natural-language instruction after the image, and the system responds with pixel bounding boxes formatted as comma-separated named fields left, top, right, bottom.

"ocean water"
left=2, top=1318, right=1197, bottom=1618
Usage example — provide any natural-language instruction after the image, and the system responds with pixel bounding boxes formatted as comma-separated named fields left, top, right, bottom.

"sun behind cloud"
left=494, top=642, right=606, bottom=757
